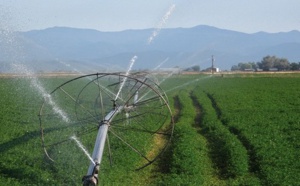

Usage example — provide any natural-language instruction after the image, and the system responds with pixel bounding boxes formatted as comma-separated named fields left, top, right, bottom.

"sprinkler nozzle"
left=82, top=163, right=99, bottom=186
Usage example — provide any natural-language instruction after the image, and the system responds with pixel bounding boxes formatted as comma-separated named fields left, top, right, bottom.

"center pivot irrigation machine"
left=38, top=73, right=174, bottom=185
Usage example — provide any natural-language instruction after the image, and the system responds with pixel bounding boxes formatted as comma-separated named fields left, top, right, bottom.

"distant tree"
left=290, top=62, right=300, bottom=70
left=191, top=65, right=200, bottom=72
left=250, top=62, right=258, bottom=69
left=261, top=55, right=276, bottom=70
left=238, top=62, right=252, bottom=70
left=231, top=56, right=292, bottom=71
left=274, top=58, right=289, bottom=71
left=231, top=62, right=257, bottom=71
left=231, top=65, right=240, bottom=71
left=256, top=62, right=263, bottom=69
left=183, top=65, right=200, bottom=72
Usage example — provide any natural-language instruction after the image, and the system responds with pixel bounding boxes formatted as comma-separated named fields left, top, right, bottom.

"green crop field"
left=0, top=73, right=300, bottom=185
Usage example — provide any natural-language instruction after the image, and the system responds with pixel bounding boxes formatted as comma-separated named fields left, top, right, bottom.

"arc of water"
left=152, top=57, right=169, bottom=71
left=114, top=55, right=137, bottom=101
left=137, top=69, right=175, bottom=103
left=71, top=135, right=95, bottom=166
left=147, top=4, right=176, bottom=44
left=12, top=63, right=70, bottom=123
left=165, top=75, right=212, bottom=93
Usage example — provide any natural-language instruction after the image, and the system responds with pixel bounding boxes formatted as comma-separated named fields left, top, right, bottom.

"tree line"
left=231, top=55, right=300, bottom=71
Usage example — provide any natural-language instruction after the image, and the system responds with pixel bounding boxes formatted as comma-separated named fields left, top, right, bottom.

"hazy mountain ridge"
left=1, top=25, right=299, bottom=72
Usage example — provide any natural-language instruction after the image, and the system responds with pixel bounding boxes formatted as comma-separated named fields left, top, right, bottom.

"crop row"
left=191, top=89, right=261, bottom=185
left=156, top=90, right=213, bottom=185
left=157, top=74, right=300, bottom=185
left=155, top=83, right=261, bottom=185
left=194, top=76, right=300, bottom=185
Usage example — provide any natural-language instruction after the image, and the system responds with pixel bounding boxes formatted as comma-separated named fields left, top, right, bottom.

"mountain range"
left=1, top=25, right=300, bottom=72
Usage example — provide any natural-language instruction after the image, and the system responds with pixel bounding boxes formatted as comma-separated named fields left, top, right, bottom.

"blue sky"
left=1, top=0, right=300, bottom=33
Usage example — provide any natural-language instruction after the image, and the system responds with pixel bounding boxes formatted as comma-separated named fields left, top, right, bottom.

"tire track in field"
left=205, top=92, right=262, bottom=178
left=172, top=95, right=181, bottom=124
left=136, top=96, right=179, bottom=184
left=155, top=95, right=181, bottom=174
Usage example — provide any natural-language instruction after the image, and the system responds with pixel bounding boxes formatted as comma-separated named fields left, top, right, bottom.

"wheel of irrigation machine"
left=39, top=73, right=174, bottom=174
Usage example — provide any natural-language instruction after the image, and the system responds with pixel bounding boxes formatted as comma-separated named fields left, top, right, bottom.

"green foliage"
left=290, top=62, right=300, bottom=70
left=192, top=91, right=249, bottom=178
left=194, top=76, right=300, bottom=185
left=1, top=74, right=300, bottom=185
left=231, top=55, right=298, bottom=71
left=159, top=91, right=211, bottom=185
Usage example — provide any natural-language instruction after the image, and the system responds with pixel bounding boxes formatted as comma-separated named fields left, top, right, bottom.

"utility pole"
left=211, top=55, right=215, bottom=74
